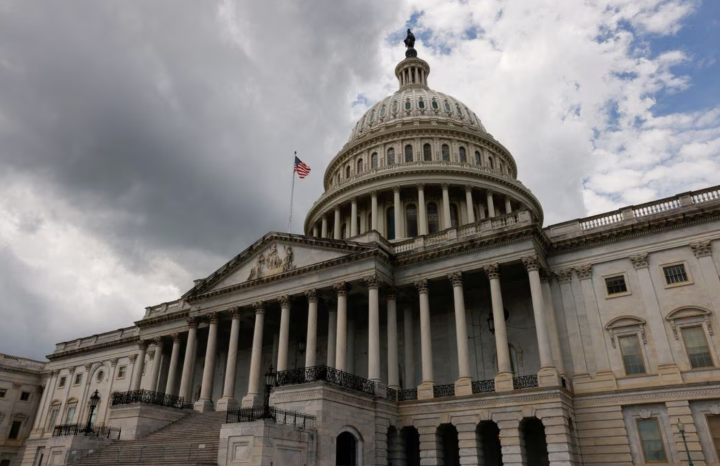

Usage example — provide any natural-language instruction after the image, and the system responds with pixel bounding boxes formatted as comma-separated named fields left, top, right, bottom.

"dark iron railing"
left=386, top=387, right=397, bottom=402
left=397, top=388, right=417, bottom=401
left=226, top=406, right=315, bottom=429
left=275, top=365, right=375, bottom=396
left=111, top=390, right=187, bottom=409
left=513, top=375, right=539, bottom=389
left=433, top=384, right=455, bottom=398
left=472, top=379, right=496, bottom=393
left=53, top=424, right=121, bottom=439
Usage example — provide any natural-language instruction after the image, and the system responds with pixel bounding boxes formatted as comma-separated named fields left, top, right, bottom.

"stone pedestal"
left=658, top=363, right=684, bottom=385
left=573, top=371, right=618, bottom=394
left=241, top=393, right=262, bottom=408
left=494, top=372, right=514, bottom=392
left=193, top=399, right=214, bottom=413
left=216, top=397, right=238, bottom=412
left=454, top=377, right=473, bottom=396
left=107, top=404, right=188, bottom=441
left=537, top=367, right=560, bottom=388
left=417, top=382, right=434, bottom=400
left=218, top=419, right=316, bottom=466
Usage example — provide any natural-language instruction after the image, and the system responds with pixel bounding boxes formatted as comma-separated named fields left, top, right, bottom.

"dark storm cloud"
left=0, top=0, right=403, bottom=358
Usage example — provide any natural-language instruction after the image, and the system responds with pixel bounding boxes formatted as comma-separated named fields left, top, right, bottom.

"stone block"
left=107, top=404, right=188, bottom=440
left=194, top=398, right=214, bottom=413
left=657, top=363, right=684, bottom=385
left=216, top=397, right=238, bottom=412
left=494, top=372, right=514, bottom=392
left=455, top=377, right=473, bottom=397
left=537, top=366, right=560, bottom=387
left=417, top=382, right=435, bottom=400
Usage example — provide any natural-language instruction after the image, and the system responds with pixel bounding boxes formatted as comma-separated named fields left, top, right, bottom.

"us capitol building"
left=2, top=32, right=720, bottom=466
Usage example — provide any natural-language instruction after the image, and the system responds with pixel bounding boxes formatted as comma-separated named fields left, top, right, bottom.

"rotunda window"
left=406, top=204, right=418, bottom=237
left=423, top=143, right=432, bottom=162
left=431, top=98, right=439, bottom=110
left=459, top=146, right=467, bottom=163
left=456, top=104, right=464, bottom=117
left=418, top=98, right=425, bottom=109
left=392, top=100, right=399, bottom=114
left=441, top=144, right=450, bottom=161
left=488, top=156, right=494, bottom=169
left=387, top=148, right=395, bottom=165
left=357, top=159, right=363, bottom=174
left=427, top=202, right=439, bottom=234
left=405, top=98, right=412, bottom=110
left=450, top=204, right=459, bottom=228
left=474, top=150, right=481, bottom=165
left=369, top=110, right=375, bottom=122
left=346, top=165, right=351, bottom=178
left=371, top=152, right=378, bottom=169
left=444, top=100, right=452, bottom=113
left=96, top=371, right=104, bottom=383
left=386, top=207, right=395, bottom=240
left=404, top=144, right=413, bottom=163
left=380, top=105, right=386, bottom=118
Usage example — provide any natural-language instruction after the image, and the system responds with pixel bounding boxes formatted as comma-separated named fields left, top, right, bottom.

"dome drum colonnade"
left=127, top=253, right=559, bottom=410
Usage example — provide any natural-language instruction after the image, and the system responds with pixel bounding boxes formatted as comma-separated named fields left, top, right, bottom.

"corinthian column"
left=465, top=187, right=475, bottom=224
left=371, top=191, right=378, bottom=231
left=350, top=198, right=358, bottom=237
left=305, top=290, right=318, bottom=368
left=130, top=341, right=148, bottom=391
left=442, top=183, right=451, bottom=228
left=277, top=296, right=291, bottom=371
left=522, top=256, right=558, bottom=387
left=321, top=216, right=328, bottom=238
left=393, top=187, right=402, bottom=240
left=242, top=302, right=265, bottom=407
left=486, top=191, right=496, bottom=218
left=387, top=289, right=399, bottom=389
left=178, top=318, right=197, bottom=401
left=415, top=279, right=435, bottom=399
left=165, top=333, right=182, bottom=396
left=484, top=263, right=513, bottom=391
left=417, top=184, right=427, bottom=235
left=334, top=282, right=348, bottom=371
left=149, top=337, right=164, bottom=392
left=448, top=272, right=472, bottom=395
left=334, top=206, right=341, bottom=240
left=194, top=312, right=218, bottom=412
left=365, top=275, right=381, bottom=382
left=218, top=308, right=241, bottom=411
left=403, top=305, right=415, bottom=388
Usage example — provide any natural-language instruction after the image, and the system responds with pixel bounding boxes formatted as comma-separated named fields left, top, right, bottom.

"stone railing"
left=145, top=299, right=184, bottom=318
left=54, top=327, right=137, bottom=353
left=0, top=354, right=46, bottom=372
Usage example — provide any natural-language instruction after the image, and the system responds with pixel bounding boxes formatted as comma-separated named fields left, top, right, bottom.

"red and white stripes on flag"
left=294, top=156, right=311, bottom=179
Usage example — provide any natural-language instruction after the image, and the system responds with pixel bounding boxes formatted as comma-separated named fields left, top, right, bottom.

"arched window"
left=47, top=402, right=61, bottom=430
left=369, top=110, right=375, bottom=123
left=520, top=418, right=549, bottom=466
left=427, top=202, right=439, bottom=234
left=64, top=399, right=78, bottom=424
left=450, top=204, right=459, bottom=228
left=431, top=98, right=439, bottom=110
left=406, top=204, right=418, bottom=237
left=405, top=98, right=412, bottom=110
left=437, top=424, right=460, bottom=466
left=379, top=105, right=386, bottom=118
left=459, top=146, right=467, bottom=163
left=474, top=150, right=481, bottom=165
left=337, top=431, right=358, bottom=466
left=423, top=143, right=432, bottom=161
left=387, top=148, right=395, bottom=166
left=402, top=427, right=421, bottom=465
left=345, top=165, right=351, bottom=178
left=488, top=156, right=494, bottom=169
left=386, top=207, right=395, bottom=240
left=404, top=144, right=413, bottom=163
left=371, top=152, right=378, bottom=169
left=478, top=421, right=503, bottom=466
left=418, top=98, right=425, bottom=109
left=88, top=397, right=100, bottom=425
left=357, top=159, right=363, bottom=174
left=441, top=144, right=450, bottom=161
left=444, top=100, right=452, bottom=113
left=455, top=103, right=464, bottom=117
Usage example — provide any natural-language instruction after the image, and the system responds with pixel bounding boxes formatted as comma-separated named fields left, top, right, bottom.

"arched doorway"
left=520, top=417, right=549, bottom=466
left=478, top=421, right=503, bottom=466
left=437, top=423, right=460, bottom=466
left=401, top=426, right=420, bottom=465
left=336, top=431, right=357, bottom=465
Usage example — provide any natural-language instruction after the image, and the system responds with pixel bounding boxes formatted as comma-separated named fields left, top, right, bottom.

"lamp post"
left=262, top=365, right=276, bottom=420
left=677, top=420, right=694, bottom=466
left=298, top=341, right=306, bottom=356
left=83, top=390, right=100, bottom=435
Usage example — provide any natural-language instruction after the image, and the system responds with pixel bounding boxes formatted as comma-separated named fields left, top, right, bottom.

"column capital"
left=334, top=281, right=348, bottom=296
left=628, top=253, right=649, bottom=269
left=69, top=366, right=76, bottom=375
left=575, top=264, right=593, bottom=279
left=521, top=255, right=541, bottom=272
left=539, top=269, right=551, bottom=283
left=229, top=306, right=242, bottom=318
left=690, top=240, right=712, bottom=258
left=253, top=301, right=265, bottom=315
left=305, top=289, right=318, bottom=303
left=370, top=190, right=378, bottom=197
left=129, top=354, right=138, bottom=363
left=483, top=263, right=500, bottom=280
left=415, top=279, right=429, bottom=294
left=441, top=183, right=449, bottom=190
left=279, top=295, right=291, bottom=308
left=207, top=311, right=219, bottom=324
left=334, top=205, right=340, bottom=212
left=464, top=185, right=472, bottom=193
left=393, top=186, right=401, bottom=194
left=555, top=268, right=573, bottom=283
left=350, top=197, right=357, bottom=204
left=84, top=363, right=92, bottom=372
left=110, top=358, right=119, bottom=367
left=138, top=340, right=149, bottom=351
left=187, top=317, right=198, bottom=328
left=152, top=336, right=163, bottom=346
left=364, top=275, right=380, bottom=290
left=386, top=287, right=398, bottom=300
left=170, top=333, right=181, bottom=343
left=147, top=350, right=156, bottom=359
left=416, top=183, right=425, bottom=190
left=448, top=272, right=463, bottom=287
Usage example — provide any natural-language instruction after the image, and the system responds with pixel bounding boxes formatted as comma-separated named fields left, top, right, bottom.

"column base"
left=454, top=377, right=473, bottom=397
left=657, top=363, right=683, bottom=385
left=215, top=397, right=238, bottom=412
left=573, top=371, right=617, bottom=394
left=495, top=372, right=514, bottom=392
left=193, top=399, right=214, bottom=413
left=537, top=367, right=560, bottom=388
left=241, top=393, right=262, bottom=408
left=417, top=382, right=434, bottom=400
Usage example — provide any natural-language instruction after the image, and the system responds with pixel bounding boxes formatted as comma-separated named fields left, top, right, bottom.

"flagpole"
left=288, top=151, right=297, bottom=232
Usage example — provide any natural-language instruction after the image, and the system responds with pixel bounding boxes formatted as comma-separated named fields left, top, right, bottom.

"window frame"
left=605, top=316, right=650, bottom=377
left=618, top=334, right=647, bottom=376
left=660, top=261, right=693, bottom=288
left=57, top=377, right=66, bottom=389
left=441, top=144, right=450, bottom=161
left=405, top=203, right=418, bottom=238
left=603, top=272, right=631, bottom=298
left=423, top=143, right=432, bottom=162
left=73, top=373, right=82, bottom=386
left=117, top=365, right=127, bottom=379
left=636, top=417, right=669, bottom=463
left=404, top=144, right=413, bottom=163
left=0, top=388, right=6, bottom=399
left=680, top=325, right=715, bottom=369
left=666, top=307, right=717, bottom=370
left=19, top=391, right=31, bottom=402
left=8, top=420, right=22, bottom=440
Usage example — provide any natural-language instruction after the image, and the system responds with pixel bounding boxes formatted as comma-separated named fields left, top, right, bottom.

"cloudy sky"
left=1, top=0, right=718, bottom=359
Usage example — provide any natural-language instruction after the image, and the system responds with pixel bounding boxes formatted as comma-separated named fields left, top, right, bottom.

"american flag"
left=294, top=156, right=311, bottom=179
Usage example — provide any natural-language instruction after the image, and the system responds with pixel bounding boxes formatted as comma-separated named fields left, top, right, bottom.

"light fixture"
left=298, top=341, right=307, bottom=356
left=262, top=365, right=276, bottom=420
left=83, top=390, right=101, bottom=434
left=677, top=419, right=693, bottom=465
left=487, top=315, right=495, bottom=335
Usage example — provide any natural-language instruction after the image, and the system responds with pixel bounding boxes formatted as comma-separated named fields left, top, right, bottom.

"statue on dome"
left=404, top=29, right=417, bottom=58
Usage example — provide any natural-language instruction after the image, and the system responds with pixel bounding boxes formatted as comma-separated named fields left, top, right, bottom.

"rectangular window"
left=74, top=373, right=82, bottom=385
left=48, top=408, right=59, bottom=430
left=65, top=405, right=76, bottom=424
left=637, top=418, right=668, bottom=463
left=117, top=366, right=127, bottom=379
left=58, top=377, right=66, bottom=388
left=0, top=388, right=6, bottom=398
left=681, top=326, right=714, bottom=368
left=8, top=420, right=22, bottom=439
left=708, top=415, right=720, bottom=461
left=20, top=391, right=30, bottom=401
left=605, top=275, right=628, bottom=295
left=619, top=335, right=646, bottom=375
left=663, top=264, right=688, bottom=285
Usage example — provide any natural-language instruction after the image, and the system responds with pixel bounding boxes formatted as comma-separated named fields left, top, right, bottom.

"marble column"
left=321, top=216, right=328, bottom=238
left=130, top=341, right=147, bottom=391
left=442, top=183, right=451, bottom=228
left=465, top=186, right=475, bottom=224
left=403, top=306, right=415, bottom=389
left=418, top=184, right=427, bottom=235
left=305, top=290, right=318, bottom=368
left=350, top=198, right=358, bottom=237
left=555, top=269, right=589, bottom=377
left=415, top=279, right=435, bottom=399
left=347, top=318, right=356, bottom=374
left=149, top=337, right=164, bottom=392
left=334, top=282, right=348, bottom=371
left=165, top=333, right=182, bottom=396
left=371, top=191, right=378, bottom=231
left=32, top=372, right=54, bottom=432
left=393, top=187, right=402, bottom=239
left=243, top=301, right=265, bottom=407
left=448, top=272, right=472, bottom=395
left=483, top=263, right=513, bottom=391
left=218, top=308, right=241, bottom=411
left=327, top=305, right=337, bottom=369
left=334, top=206, right=341, bottom=240
left=505, top=197, right=512, bottom=214
left=540, top=274, right=566, bottom=377
left=522, top=256, right=558, bottom=387
left=365, top=275, right=381, bottom=382
left=387, top=290, right=400, bottom=389
left=486, top=191, right=496, bottom=218
left=195, top=313, right=218, bottom=412
left=277, top=296, right=291, bottom=371
left=312, top=226, right=318, bottom=237
left=691, top=241, right=720, bottom=313
left=178, top=318, right=198, bottom=401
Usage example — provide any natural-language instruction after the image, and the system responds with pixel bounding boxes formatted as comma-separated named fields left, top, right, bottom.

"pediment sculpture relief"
left=248, top=245, right=296, bottom=280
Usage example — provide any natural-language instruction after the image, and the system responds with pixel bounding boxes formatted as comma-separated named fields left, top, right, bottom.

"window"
left=431, top=98, right=439, bottom=110
left=405, top=98, right=412, bottom=110
left=47, top=406, right=59, bottom=430
left=345, top=165, right=351, bottom=179
left=488, top=156, right=494, bottom=169
left=605, top=275, right=628, bottom=295
left=474, top=150, right=481, bottom=165
left=8, top=420, right=22, bottom=439
left=371, top=152, right=378, bottom=169
left=387, top=148, right=395, bottom=165
left=117, top=366, right=127, bottom=379
left=444, top=100, right=452, bottom=113
left=509, top=345, right=519, bottom=377
left=89, top=399, right=99, bottom=426
left=681, top=326, right=713, bottom=368
left=418, top=98, right=425, bottom=109
left=455, top=103, right=463, bottom=117
left=459, top=146, right=467, bottom=163
left=0, top=388, right=6, bottom=398
left=637, top=418, right=667, bottom=463
left=74, top=373, right=82, bottom=385
left=379, top=105, right=386, bottom=118
left=404, top=144, right=413, bottom=162
left=406, top=204, right=418, bottom=237
left=386, top=207, right=395, bottom=240
left=423, top=143, right=432, bottom=161
left=663, top=264, right=689, bottom=285
left=427, top=202, right=439, bottom=234
left=619, top=335, right=646, bottom=375
left=441, top=144, right=450, bottom=161
left=96, top=370, right=105, bottom=382
left=20, top=391, right=30, bottom=401
left=58, top=377, right=66, bottom=389
left=369, top=109, right=375, bottom=122
left=450, top=204, right=459, bottom=228
left=65, top=404, right=77, bottom=424
left=392, top=100, right=398, bottom=114
left=357, top=159, right=363, bottom=174
left=708, top=415, right=720, bottom=460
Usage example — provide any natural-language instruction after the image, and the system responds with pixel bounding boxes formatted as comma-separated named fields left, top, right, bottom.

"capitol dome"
left=304, top=43, right=543, bottom=241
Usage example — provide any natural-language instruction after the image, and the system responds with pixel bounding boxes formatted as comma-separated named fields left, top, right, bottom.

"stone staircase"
left=71, top=411, right=227, bottom=465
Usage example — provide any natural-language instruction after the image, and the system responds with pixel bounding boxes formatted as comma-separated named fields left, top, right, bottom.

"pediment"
left=666, top=307, right=711, bottom=321
left=605, top=315, right=646, bottom=330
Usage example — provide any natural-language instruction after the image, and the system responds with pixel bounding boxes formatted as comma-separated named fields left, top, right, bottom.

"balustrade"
left=110, top=390, right=187, bottom=409
left=226, top=406, right=315, bottom=429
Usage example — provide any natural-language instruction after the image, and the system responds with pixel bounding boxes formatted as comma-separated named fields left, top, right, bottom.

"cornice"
left=46, top=336, right=140, bottom=361
left=0, top=364, right=46, bottom=376
left=398, top=389, right=567, bottom=414
left=135, top=310, right=190, bottom=329
left=573, top=383, right=720, bottom=407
